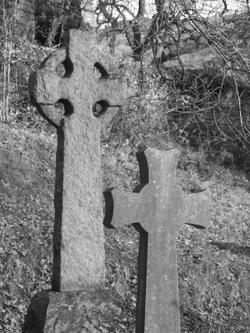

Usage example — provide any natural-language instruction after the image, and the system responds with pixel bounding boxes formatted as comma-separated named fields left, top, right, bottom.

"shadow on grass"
left=22, top=291, right=50, bottom=333
left=210, top=242, right=250, bottom=256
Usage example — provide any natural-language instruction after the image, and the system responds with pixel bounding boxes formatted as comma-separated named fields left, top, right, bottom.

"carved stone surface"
left=29, top=29, right=127, bottom=292
left=22, top=289, right=127, bottom=333
left=104, top=148, right=210, bottom=333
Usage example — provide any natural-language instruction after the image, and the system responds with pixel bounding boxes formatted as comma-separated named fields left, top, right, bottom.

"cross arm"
left=181, top=190, right=211, bottom=229
left=103, top=148, right=149, bottom=229
left=103, top=189, right=141, bottom=228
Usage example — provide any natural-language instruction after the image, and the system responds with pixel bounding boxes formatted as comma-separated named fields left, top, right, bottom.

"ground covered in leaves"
left=1, top=123, right=250, bottom=332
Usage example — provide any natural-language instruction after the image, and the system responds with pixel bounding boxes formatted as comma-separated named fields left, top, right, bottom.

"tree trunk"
left=0, top=0, right=35, bottom=122
left=81, top=0, right=97, bottom=29
left=0, top=0, right=35, bottom=42
left=137, top=0, right=146, bottom=17
left=14, top=0, right=35, bottom=42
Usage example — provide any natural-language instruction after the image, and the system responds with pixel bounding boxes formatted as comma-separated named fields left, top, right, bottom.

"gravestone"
left=104, top=148, right=210, bottom=333
left=23, top=29, right=128, bottom=332
left=29, top=29, right=127, bottom=292
left=23, top=28, right=210, bottom=333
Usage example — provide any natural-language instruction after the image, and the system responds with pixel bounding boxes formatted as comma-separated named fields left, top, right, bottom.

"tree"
left=0, top=0, right=35, bottom=42
left=95, top=0, right=250, bottom=157
left=35, top=0, right=83, bottom=46
left=14, top=0, right=35, bottom=42
left=0, top=0, right=36, bottom=122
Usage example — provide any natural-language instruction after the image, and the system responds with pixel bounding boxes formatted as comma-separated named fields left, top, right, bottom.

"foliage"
left=0, top=40, right=54, bottom=125
left=0, top=125, right=55, bottom=332
left=97, top=0, right=250, bottom=160
left=0, top=0, right=17, bottom=122
left=35, top=0, right=82, bottom=46
left=0, top=0, right=56, bottom=124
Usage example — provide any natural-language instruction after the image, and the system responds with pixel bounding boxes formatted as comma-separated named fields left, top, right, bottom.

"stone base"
left=22, top=288, right=128, bottom=333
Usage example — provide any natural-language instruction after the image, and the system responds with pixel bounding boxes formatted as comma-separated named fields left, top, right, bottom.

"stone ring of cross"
left=29, top=30, right=127, bottom=128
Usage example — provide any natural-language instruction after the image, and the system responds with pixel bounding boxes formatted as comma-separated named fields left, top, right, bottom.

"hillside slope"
left=1, top=123, right=250, bottom=332
left=0, top=124, right=56, bottom=332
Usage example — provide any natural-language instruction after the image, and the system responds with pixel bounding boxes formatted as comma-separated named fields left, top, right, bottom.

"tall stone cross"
left=104, top=148, right=210, bottom=333
left=30, top=29, right=127, bottom=292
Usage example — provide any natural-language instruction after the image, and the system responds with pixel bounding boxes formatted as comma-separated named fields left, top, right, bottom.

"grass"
left=1, top=122, right=250, bottom=332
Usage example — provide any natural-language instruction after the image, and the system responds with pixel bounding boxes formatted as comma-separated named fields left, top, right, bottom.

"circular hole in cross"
left=56, top=99, right=74, bottom=116
left=93, top=100, right=109, bottom=117
left=94, top=62, right=109, bottom=79
left=56, top=57, right=74, bottom=78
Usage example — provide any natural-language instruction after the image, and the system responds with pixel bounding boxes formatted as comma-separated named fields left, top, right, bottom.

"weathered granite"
left=22, top=289, right=128, bottom=333
left=104, top=148, right=210, bottom=333
left=29, top=29, right=127, bottom=292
